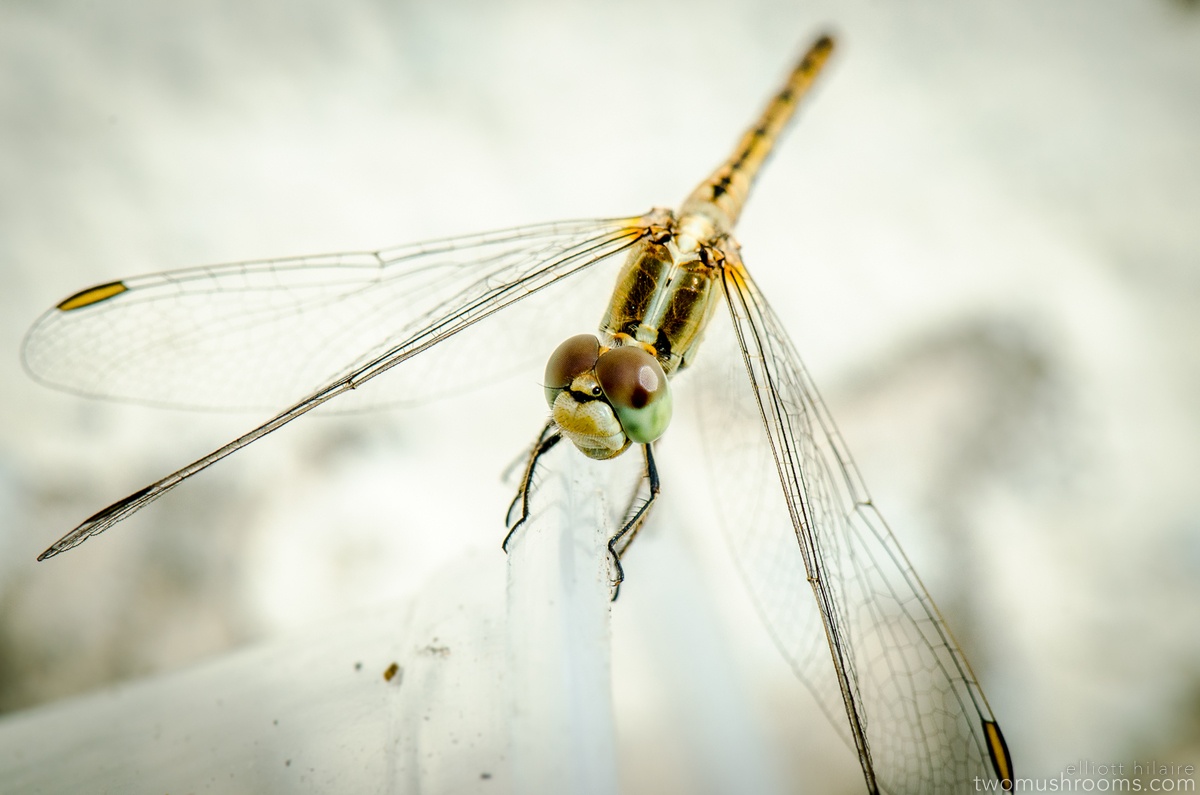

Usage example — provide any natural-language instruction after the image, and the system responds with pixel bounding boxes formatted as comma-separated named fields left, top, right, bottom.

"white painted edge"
left=505, top=447, right=620, bottom=795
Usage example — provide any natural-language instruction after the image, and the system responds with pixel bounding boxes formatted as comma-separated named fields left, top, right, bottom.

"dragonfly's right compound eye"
left=595, top=346, right=672, bottom=444
left=544, top=333, right=601, bottom=408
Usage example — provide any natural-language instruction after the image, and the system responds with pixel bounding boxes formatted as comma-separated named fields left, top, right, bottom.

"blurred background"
left=1, top=0, right=1198, bottom=792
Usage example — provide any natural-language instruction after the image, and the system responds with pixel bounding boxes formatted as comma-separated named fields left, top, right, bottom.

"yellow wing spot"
left=983, top=719, right=1014, bottom=789
left=57, top=281, right=128, bottom=311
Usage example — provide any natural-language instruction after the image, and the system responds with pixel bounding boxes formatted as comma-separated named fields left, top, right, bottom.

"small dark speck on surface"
left=383, top=662, right=401, bottom=682
left=481, top=772, right=492, bottom=779
left=285, top=760, right=291, bottom=767
left=354, top=661, right=363, bottom=671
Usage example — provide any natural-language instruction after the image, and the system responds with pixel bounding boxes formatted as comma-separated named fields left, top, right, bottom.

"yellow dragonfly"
left=22, top=35, right=1013, bottom=794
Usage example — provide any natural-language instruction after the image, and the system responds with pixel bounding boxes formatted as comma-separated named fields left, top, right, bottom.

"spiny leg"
left=606, top=442, right=660, bottom=601
left=503, top=420, right=562, bottom=552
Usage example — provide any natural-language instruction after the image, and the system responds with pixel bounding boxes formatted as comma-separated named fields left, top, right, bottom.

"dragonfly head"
left=543, top=333, right=673, bottom=460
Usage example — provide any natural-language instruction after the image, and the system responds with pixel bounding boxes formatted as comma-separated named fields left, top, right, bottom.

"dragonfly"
left=23, top=35, right=1013, bottom=794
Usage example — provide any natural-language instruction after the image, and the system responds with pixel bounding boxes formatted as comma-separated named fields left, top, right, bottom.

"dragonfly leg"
left=503, top=420, right=562, bottom=552
left=606, top=442, right=660, bottom=601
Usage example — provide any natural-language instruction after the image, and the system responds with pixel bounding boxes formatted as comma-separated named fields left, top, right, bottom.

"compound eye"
left=595, top=346, right=673, bottom=444
left=544, top=333, right=601, bottom=407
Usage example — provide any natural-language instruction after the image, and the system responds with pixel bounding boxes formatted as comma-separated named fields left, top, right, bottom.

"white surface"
left=0, top=552, right=512, bottom=794
left=0, top=467, right=625, bottom=795
left=505, top=448, right=619, bottom=795
left=1, top=1, right=1198, bottom=792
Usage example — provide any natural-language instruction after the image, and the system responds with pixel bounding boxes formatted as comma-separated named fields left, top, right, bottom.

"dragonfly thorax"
left=598, top=222, right=723, bottom=377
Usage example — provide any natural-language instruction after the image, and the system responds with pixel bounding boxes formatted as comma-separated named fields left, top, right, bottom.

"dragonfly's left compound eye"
left=595, top=346, right=672, bottom=444
left=544, top=334, right=601, bottom=408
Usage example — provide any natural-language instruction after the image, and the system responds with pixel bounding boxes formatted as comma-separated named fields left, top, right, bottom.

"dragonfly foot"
left=607, top=545, right=625, bottom=602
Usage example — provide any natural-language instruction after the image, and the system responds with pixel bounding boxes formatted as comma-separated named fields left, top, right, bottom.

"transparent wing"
left=23, top=215, right=661, bottom=412
left=689, top=248, right=1011, bottom=795
left=35, top=210, right=669, bottom=559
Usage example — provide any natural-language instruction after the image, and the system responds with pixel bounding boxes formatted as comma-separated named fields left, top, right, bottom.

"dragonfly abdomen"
left=680, top=34, right=834, bottom=232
